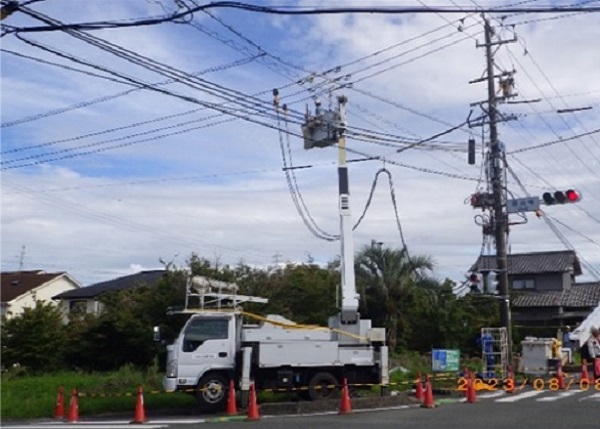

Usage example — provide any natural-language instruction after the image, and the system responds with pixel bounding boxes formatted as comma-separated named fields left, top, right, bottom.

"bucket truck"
left=155, top=95, right=388, bottom=411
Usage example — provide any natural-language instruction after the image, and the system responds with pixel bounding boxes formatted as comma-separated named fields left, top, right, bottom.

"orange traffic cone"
left=226, top=380, right=237, bottom=415
left=463, top=371, right=470, bottom=398
left=246, top=383, right=260, bottom=421
left=581, top=361, right=590, bottom=382
left=421, top=376, right=436, bottom=409
left=339, top=378, right=352, bottom=415
left=415, top=372, right=424, bottom=401
left=506, top=366, right=515, bottom=394
left=131, top=386, right=147, bottom=424
left=556, top=363, right=566, bottom=390
left=466, top=372, right=476, bottom=404
left=67, top=388, right=79, bottom=423
left=54, top=386, right=65, bottom=419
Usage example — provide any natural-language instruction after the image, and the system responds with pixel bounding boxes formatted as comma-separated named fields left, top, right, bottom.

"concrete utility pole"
left=470, top=18, right=517, bottom=355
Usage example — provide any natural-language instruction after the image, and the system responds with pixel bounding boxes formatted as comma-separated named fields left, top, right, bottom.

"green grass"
left=387, top=352, right=489, bottom=392
left=1, top=365, right=196, bottom=420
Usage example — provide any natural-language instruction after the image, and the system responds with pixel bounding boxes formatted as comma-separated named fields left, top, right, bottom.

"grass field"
left=1, top=365, right=196, bottom=420
left=1, top=353, right=465, bottom=420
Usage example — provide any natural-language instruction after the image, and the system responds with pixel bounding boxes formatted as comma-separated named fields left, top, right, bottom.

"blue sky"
left=2, top=0, right=600, bottom=286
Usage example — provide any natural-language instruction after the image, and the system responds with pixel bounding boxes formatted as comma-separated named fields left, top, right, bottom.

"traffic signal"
left=468, top=138, right=476, bottom=165
left=487, top=271, right=499, bottom=295
left=542, top=189, right=582, bottom=205
left=469, top=273, right=481, bottom=293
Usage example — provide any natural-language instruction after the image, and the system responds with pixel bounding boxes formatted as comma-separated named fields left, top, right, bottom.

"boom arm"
left=337, top=99, right=359, bottom=323
left=301, top=95, right=359, bottom=324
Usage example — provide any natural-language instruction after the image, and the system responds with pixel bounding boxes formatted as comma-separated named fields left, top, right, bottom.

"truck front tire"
left=308, top=372, right=339, bottom=401
left=195, top=373, right=228, bottom=412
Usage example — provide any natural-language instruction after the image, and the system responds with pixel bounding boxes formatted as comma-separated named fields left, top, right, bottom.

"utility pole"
left=484, top=19, right=512, bottom=356
left=469, top=18, right=517, bottom=357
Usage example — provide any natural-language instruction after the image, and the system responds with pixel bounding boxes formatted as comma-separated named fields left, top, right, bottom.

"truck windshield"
left=182, top=318, right=229, bottom=352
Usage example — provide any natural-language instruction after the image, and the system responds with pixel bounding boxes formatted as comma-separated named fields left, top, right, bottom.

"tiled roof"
left=470, top=250, right=582, bottom=276
left=564, top=282, right=600, bottom=307
left=513, top=282, right=600, bottom=308
left=512, top=291, right=564, bottom=307
left=1, top=270, right=67, bottom=302
left=53, top=270, right=165, bottom=300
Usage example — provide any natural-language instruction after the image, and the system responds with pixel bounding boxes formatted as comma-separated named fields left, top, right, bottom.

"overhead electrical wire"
left=508, top=127, right=600, bottom=155
left=504, top=47, right=600, bottom=177
left=3, top=2, right=482, bottom=164
left=12, top=7, right=310, bottom=123
left=4, top=2, right=600, bottom=36
left=0, top=52, right=265, bottom=130
left=5, top=0, right=596, bottom=192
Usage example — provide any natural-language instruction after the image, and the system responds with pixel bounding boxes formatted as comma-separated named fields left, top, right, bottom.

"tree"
left=63, top=268, right=188, bottom=371
left=355, top=242, right=434, bottom=351
left=262, top=263, right=338, bottom=325
left=1, top=301, right=66, bottom=372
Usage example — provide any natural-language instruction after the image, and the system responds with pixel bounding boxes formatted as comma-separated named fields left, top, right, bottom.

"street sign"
left=507, top=196, right=540, bottom=214
left=432, top=349, right=460, bottom=372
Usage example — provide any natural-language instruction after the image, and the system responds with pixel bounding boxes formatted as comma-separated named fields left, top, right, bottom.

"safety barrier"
left=52, top=370, right=599, bottom=421
left=56, top=372, right=598, bottom=400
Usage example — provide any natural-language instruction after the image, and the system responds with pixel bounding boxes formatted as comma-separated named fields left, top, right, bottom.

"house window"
left=69, top=300, right=87, bottom=315
left=513, top=279, right=535, bottom=290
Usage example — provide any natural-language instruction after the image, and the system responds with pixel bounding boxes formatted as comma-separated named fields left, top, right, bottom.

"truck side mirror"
left=153, top=326, right=161, bottom=343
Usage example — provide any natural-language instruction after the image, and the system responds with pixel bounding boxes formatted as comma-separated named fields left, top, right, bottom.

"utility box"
left=520, top=337, right=555, bottom=375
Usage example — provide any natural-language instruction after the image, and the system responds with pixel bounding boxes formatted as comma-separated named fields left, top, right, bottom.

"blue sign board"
left=432, top=348, right=460, bottom=372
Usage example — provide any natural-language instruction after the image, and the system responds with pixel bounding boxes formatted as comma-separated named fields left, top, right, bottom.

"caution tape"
left=60, top=372, right=595, bottom=404
left=70, top=378, right=432, bottom=398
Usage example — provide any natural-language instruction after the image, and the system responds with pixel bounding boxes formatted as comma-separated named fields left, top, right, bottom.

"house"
left=1, top=270, right=82, bottom=319
left=52, top=269, right=166, bottom=317
left=510, top=281, right=600, bottom=327
left=470, top=250, right=600, bottom=327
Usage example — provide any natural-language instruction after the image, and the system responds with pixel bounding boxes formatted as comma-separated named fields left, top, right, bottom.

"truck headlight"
left=166, top=359, right=177, bottom=378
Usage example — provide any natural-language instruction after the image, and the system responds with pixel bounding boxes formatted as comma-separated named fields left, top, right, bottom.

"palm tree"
left=355, top=242, right=434, bottom=350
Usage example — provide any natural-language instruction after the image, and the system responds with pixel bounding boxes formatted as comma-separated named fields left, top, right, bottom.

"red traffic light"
left=542, top=189, right=582, bottom=205
left=565, top=189, right=581, bottom=203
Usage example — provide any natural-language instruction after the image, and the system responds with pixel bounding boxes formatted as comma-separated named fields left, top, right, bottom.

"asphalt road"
left=203, top=388, right=600, bottom=429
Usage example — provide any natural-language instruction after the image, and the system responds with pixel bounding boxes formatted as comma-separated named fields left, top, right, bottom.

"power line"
left=508, top=127, right=600, bottom=154
left=4, top=3, right=600, bottom=36
left=1, top=52, right=264, bottom=130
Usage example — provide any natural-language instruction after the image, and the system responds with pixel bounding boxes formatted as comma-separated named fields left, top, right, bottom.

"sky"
left=1, top=0, right=599, bottom=288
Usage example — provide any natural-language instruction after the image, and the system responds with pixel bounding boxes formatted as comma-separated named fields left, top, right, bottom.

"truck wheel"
left=195, top=373, right=228, bottom=411
left=308, top=372, right=338, bottom=401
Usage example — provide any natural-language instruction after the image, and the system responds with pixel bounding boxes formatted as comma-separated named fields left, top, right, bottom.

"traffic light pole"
left=483, top=18, right=513, bottom=357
